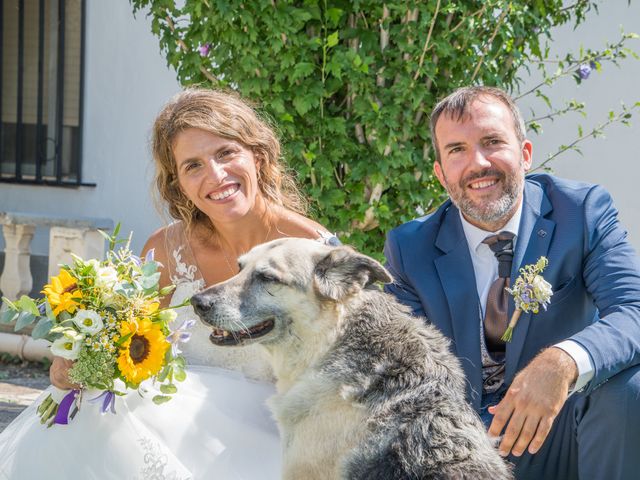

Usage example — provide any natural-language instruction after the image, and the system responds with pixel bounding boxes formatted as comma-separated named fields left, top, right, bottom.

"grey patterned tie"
left=482, top=232, right=515, bottom=352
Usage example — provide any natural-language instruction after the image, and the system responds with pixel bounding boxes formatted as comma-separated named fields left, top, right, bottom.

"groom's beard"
left=443, top=165, right=523, bottom=227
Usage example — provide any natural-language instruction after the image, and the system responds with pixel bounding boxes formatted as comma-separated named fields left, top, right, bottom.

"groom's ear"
left=433, top=160, right=446, bottom=190
left=313, top=246, right=392, bottom=301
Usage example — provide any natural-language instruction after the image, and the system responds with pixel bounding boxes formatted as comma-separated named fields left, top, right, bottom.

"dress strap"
left=163, top=222, right=205, bottom=286
left=316, top=230, right=342, bottom=246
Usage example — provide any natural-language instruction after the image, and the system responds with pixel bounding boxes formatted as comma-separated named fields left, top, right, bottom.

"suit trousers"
left=480, top=364, right=640, bottom=480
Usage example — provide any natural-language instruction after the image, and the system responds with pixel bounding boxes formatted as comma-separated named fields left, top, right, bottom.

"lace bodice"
left=168, top=244, right=275, bottom=382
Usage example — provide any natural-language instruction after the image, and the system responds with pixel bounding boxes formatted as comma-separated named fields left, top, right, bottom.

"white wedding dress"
left=0, top=231, right=282, bottom=479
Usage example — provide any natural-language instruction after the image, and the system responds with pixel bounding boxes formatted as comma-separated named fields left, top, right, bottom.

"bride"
left=0, top=88, right=332, bottom=479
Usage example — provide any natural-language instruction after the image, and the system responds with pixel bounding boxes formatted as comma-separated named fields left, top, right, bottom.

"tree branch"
left=164, top=14, right=219, bottom=84
left=470, top=5, right=510, bottom=82
left=413, top=0, right=440, bottom=81
left=532, top=104, right=638, bottom=171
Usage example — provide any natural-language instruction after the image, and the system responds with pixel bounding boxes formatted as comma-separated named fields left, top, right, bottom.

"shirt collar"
left=458, top=201, right=523, bottom=253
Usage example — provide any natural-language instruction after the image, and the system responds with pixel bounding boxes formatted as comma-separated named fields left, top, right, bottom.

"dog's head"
left=190, top=238, right=392, bottom=347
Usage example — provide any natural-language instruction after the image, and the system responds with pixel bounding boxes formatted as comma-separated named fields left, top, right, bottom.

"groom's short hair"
left=429, top=86, right=527, bottom=163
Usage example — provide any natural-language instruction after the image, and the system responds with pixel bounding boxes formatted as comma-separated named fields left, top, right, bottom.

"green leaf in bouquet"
left=160, top=383, right=178, bottom=394
left=157, top=364, right=172, bottom=383
left=123, top=379, right=141, bottom=390
left=115, top=332, right=133, bottom=347
left=45, top=302, right=56, bottom=321
left=1, top=297, right=18, bottom=311
left=159, top=285, right=176, bottom=297
left=141, top=261, right=159, bottom=276
left=152, top=394, right=172, bottom=405
left=173, top=367, right=187, bottom=382
left=16, top=295, right=40, bottom=316
left=141, top=272, right=161, bottom=290
left=173, top=356, right=186, bottom=368
left=115, top=282, right=138, bottom=298
left=0, top=307, right=18, bottom=324
left=32, top=317, right=54, bottom=339
left=14, top=311, right=36, bottom=331
left=69, top=252, right=86, bottom=266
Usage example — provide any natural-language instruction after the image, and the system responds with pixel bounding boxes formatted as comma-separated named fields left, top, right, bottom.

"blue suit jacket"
left=384, top=174, right=640, bottom=410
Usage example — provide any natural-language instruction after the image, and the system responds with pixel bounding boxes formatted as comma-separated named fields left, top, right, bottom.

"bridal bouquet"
left=0, top=226, right=192, bottom=427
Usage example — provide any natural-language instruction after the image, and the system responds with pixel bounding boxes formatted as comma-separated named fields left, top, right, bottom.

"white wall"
left=0, top=0, right=180, bottom=255
left=517, top=0, right=640, bottom=250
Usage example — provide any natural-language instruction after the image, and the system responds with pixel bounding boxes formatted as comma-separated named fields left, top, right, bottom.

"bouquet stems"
left=501, top=309, right=522, bottom=343
left=37, top=394, right=60, bottom=427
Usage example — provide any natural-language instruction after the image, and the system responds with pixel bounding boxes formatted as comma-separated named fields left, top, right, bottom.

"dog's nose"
left=190, top=293, right=213, bottom=318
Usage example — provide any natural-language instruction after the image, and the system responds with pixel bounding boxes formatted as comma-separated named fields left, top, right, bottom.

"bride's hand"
left=49, top=356, right=80, bottom=390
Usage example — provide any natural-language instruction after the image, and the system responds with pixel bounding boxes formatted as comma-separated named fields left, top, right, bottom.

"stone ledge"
left=0, top=211, right=113, bottom=230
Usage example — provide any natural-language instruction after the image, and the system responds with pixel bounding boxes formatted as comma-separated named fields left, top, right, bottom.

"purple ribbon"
left=53, top=389, right=79, bottom=425
left=89, top=390, right=117, bottom=415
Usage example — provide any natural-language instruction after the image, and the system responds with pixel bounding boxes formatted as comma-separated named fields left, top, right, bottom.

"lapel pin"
left=537, top=229, right=547, bottom=237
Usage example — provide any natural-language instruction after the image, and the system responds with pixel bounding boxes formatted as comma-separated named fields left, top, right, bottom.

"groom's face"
left=433, top=96, right=532, bottom=231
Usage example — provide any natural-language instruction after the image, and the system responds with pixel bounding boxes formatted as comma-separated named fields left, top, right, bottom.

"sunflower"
left=117, top=318, right=168, bottom=384
left=42, top=269, right=83, bottom=316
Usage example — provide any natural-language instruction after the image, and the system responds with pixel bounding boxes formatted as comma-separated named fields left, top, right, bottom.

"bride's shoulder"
left=276, top=209, right=330, bottom=240
left=142, top=226, right=172, bottom=264
left=141, top=223, right=188, bottom=290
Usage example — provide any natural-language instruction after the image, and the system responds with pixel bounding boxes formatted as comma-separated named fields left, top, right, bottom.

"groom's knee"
left=584, top=365, right=640, bottom=429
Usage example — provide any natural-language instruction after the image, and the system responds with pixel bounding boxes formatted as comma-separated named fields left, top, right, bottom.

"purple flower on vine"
left=577, top=63, right=592, bottom=80
left=198, top=43, right=211, bottom=57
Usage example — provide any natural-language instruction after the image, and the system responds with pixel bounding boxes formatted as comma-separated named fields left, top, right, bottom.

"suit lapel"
left=505, top=180, right=555, bottom=382
left=433, top=205, right=483, bottom=408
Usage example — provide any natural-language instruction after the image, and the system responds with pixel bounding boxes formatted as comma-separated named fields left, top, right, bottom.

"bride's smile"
left=173, top=127, right=265, bottom=224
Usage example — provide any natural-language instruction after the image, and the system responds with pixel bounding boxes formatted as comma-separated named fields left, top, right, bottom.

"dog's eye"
left=256, top=271, right=280, bottom=283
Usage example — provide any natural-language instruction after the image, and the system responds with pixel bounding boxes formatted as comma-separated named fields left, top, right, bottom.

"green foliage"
left=68, top=348, right=117, bottom=389
left=131, top=0, right=637, bottom=256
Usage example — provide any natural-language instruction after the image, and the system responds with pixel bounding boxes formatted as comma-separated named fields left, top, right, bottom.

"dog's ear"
left=314, top=246, right=392, bottom=301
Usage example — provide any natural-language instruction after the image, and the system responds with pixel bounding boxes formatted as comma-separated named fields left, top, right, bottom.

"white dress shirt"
left=459, top=204, right=593, bottom=393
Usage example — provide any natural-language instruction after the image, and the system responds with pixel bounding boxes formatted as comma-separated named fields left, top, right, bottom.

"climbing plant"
left=132, top=0, right=638, bottom=256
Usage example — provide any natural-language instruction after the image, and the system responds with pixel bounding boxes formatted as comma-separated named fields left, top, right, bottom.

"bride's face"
left=173, top=128, right=264, bottom=225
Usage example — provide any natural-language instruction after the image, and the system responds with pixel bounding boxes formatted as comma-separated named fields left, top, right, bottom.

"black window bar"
left=1, top=0, right=92, bottom=187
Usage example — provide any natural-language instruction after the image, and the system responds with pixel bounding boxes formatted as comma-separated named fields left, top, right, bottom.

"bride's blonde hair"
left=151, top=88, right=307, bottom=231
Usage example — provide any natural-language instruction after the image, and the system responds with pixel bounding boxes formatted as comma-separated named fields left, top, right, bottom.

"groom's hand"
left=488, top=347, right=578, bottom=457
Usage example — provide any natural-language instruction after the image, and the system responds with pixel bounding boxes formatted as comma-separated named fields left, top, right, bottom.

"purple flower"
left=589, top=60, right=597, bottom=70
left=89, top=390, right=117, bottom=415
left=167, top=318, right=196, bottom=355
left=519, top=292, right=531, bottom=304
left=577, top=63, right=592, bottom=80
left=145, top=248, right=155, bottom=263
left=198, top=43, right=211, bottom=57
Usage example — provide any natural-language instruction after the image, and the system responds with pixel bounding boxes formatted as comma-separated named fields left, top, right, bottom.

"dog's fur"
left=191, top=238, right=512, bottom=480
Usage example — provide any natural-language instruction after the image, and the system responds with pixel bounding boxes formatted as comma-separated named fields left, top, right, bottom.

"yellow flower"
left=117, top=319, right=168, bottom=385
left=140, top=301, right=160, bottom=317
left=42, top=269, right=83, bottom=316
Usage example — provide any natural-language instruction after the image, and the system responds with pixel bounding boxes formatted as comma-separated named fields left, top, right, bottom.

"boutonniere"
left=502, top=257, right=553, bottom=342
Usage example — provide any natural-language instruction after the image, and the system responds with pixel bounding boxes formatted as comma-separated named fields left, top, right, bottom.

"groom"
left=384, top=86, right=640, bottom=479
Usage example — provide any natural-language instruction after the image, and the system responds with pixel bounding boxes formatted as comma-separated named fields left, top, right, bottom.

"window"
left=1, top=0, right=89, bottom=186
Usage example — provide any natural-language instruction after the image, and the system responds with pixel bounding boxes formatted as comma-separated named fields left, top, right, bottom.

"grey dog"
left=191, top=238, right=512, bottom=480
